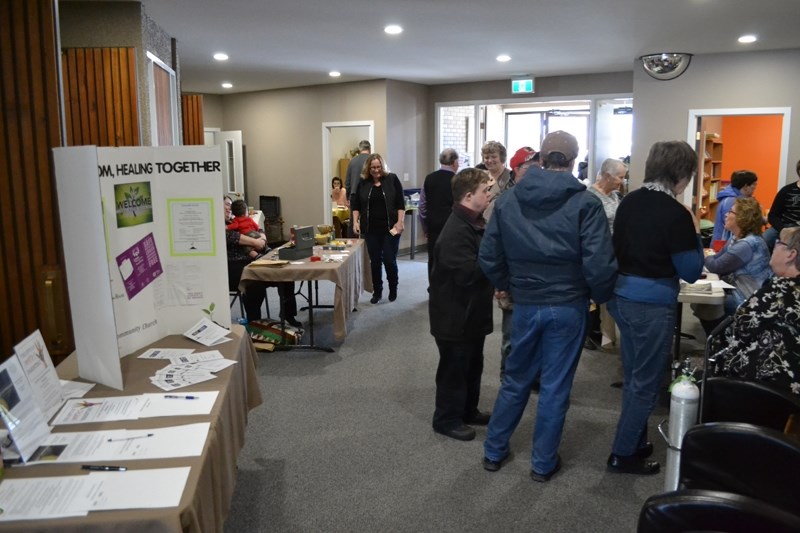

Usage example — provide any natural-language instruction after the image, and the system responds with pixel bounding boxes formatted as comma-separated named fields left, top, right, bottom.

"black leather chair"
left=638, top=489, right=800, bottom=533
left=700, top=376, right=800, bottom=431
left=679, top=422, right=800, bottom=516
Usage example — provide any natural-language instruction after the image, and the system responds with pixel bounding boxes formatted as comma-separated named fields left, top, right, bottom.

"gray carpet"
left=224, top=252, right=707, bottom=533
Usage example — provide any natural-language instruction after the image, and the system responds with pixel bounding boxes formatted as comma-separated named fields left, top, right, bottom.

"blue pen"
left=164, top=395, right=200, bottom=400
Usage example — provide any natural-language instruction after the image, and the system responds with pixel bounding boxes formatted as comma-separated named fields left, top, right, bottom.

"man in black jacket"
left=420, top=148, right=459, bottom=278
left=429, top=168, right=493, bottom=441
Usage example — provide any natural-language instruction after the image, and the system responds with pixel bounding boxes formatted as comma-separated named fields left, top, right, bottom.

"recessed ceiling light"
left=213, top=53, right=229, bottom=61
left=738, top=34, right=757, bottom=44
left=221, top=82, right=233, bottom=89
left=496, top=54, right=511, bottom=62
left=384, top=25, right=403, bottom=35
left=329, top=71, right=341, bottom=78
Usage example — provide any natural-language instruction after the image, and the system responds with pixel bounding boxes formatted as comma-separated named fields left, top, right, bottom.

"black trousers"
left=426, top=230, right=440, bottom=280
left=432, top=336, right=485, bottom=431
left=228, top=259, right=297, bottom=320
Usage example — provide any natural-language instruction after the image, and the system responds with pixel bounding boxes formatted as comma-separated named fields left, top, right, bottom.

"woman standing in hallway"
left=607, top=141, right=704, bottom=475
left=351, top=154, right=405, bottom=303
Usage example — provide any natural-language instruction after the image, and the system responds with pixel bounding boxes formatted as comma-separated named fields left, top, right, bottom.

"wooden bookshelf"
left=696, top=132, right=723, bottom=219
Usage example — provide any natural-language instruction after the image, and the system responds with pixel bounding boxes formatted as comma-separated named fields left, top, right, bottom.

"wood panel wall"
left=182, top=94, right=204, bottom=145
left=62, top=47, right=140, bottom=147
left=0, top=0, right=73, bottom=361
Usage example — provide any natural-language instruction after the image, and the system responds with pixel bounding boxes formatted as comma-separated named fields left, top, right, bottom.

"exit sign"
left=511, top=78, right=534, bottom=94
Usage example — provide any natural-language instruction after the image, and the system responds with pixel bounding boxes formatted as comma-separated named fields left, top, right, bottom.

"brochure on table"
left=53, top=146, right=231, bottom=390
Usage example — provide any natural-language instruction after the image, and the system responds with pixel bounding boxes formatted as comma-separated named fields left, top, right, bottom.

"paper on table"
left=60, top=379, right=95, bottom=399
left=14, top=330, right=65, bottom=420
left=168, top=349, right=224, bottom=365
left=138, top=347, right=195, bottom=360
left=50, top=395, right=143, bottom=426
left=24, top=422, right=210, bottom=464
left=0, top=475, right=90, bottom=521
left=711, top=279, right=735, bottom=290
left=139, top=392, right=219, bottom=418
left=86, top=467, right=191, bottom=510
left=0, top=467, right=191, bottom=518
left=183, top=317, right=231, bottom=347
left=0, top=356, right=52, bottom=463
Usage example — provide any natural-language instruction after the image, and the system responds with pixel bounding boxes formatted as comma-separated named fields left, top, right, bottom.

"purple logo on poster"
left=116, top=233, right=163, bottom=300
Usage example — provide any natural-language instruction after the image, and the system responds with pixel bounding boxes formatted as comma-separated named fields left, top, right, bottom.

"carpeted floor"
left=224, top=252, right=707, bottom=533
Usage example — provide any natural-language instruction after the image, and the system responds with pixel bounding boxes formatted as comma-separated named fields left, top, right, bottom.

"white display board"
left=53, top=146, right=231, bottom=390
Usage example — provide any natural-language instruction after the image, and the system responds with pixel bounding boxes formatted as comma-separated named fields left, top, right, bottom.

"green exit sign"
left=511, top=78, right=534, bottom=94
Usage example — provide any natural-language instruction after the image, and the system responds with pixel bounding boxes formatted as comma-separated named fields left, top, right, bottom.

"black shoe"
left=606, top=453, right=660, bottom=475
left=370, top=292, right=382, bottom=304
left=388, top=286, right=397, bottom=302
left=483, top=455, right=508, bottom=472
left=584, top=338, right=599, bottom=351
left=464, top=411, right=491, bottom=426
left=637, top=442, right=654, bottom=459
left=434, top=425, right=475, bottom=442
left=284, top=317, right=302, bottom=328
left=531, top=455, right=562, bottom=482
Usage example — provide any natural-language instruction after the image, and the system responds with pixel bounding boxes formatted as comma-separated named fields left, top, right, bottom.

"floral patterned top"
left=716, top=276, right=800, bottom=394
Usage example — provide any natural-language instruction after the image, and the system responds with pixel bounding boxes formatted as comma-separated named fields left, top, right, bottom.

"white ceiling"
left=132, top=0, right=800, bottom=94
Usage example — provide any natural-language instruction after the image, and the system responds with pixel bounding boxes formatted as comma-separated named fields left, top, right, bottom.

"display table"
left=0, top=326, right=262, bottom=533
left=239, top=239, right=372, bottom=348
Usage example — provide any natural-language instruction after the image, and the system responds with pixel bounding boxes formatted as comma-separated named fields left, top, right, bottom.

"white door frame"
left=321, top=121, right=375, bottom=224
left=685, top=107, right=792, bottom=204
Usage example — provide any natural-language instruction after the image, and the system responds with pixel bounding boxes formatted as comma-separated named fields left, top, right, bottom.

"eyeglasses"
left=775, top=239, right=788, bottom=248
left=726, top=210, right=737, bottom=216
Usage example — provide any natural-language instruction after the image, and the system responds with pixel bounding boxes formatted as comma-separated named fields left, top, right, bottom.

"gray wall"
left=428, top=72, right=633, bottom=103
left=630, top=48, right=800, bottom=189
left=219, top=80, right=388, bottom=230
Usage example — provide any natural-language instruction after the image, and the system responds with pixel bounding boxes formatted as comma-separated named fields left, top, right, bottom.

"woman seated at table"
left=224, top=197, right=300, bottom=327
left=715, top=227, right=800, bottom=395
left=331, top=176, right=348, bottom=206
left=693, top=197, right=772, bottom=333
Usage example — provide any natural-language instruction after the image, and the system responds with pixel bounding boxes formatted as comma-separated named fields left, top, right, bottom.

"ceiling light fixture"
left=496, top=54, right=511, bottom=62
left=213, top=53, right=229, bottom=61
left=639, top=53, right=693, bottom=81
left=738, top=34, right=757, bottom=44
left=329, top=71, right=341, bottom=78
left=221, top=82, right=233, bottom=89
left=384, top=25, right=403, bottom=35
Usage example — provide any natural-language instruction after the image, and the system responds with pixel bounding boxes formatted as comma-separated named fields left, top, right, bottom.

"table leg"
left=410, top=212, right=416, bottom=259
left=275, top=281, right=334, bottom=353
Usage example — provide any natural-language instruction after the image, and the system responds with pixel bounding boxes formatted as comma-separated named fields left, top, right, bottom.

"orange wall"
left=721, top=115, right=783, bottom=211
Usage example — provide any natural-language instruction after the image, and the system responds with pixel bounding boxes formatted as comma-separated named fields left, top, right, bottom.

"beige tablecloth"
left=239, top=239, right=372, bottom=340
left=0, top=326, right=262, bottom=533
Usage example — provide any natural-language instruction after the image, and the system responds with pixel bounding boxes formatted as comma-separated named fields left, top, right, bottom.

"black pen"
left=107, top=433, right=154, bottom=442
left=82, top=464, right=127, bottom=472
left=164, top=395, right=200, bottom=400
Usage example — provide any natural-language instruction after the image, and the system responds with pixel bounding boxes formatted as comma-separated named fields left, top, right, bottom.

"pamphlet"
left=0, top=356, right=52, bottom=463
left=14, top=330, right=65, bottom=420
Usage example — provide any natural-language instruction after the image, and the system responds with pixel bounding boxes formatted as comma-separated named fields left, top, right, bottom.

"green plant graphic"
left=202, top=302, right=216, bottom=320
left=124, top=186, right=141, bottom=217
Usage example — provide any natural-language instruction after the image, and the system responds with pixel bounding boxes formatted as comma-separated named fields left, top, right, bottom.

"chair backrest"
left=638, top=489, right=800, bottom=533
left=679, top=422, right=800, bottom=515
left=700, top=376, right=800, bottom=431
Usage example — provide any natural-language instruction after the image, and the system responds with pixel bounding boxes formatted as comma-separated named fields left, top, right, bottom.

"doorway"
left=321, top=121, right=375, bottom=224
left=686, top=107, right=792, bottom=220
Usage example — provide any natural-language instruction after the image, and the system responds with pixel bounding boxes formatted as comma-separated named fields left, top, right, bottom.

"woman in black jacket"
left=351, top=154, right=405, bottom=303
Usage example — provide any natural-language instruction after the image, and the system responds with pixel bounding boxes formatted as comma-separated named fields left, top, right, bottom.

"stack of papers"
left=150, top=350, right=237, bottom=391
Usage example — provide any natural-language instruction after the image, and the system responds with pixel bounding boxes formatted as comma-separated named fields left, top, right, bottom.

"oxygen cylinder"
left=663, top=375, right=699, bottom=491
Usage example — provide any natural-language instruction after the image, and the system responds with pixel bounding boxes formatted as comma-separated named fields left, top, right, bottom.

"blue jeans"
left=484, top=302, right=587, bottom=473
left=608, top=296, right=675, bottom=456
left=499, top=308, right=512, bottom=379
left=365, top=228, right=400, bottom=294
